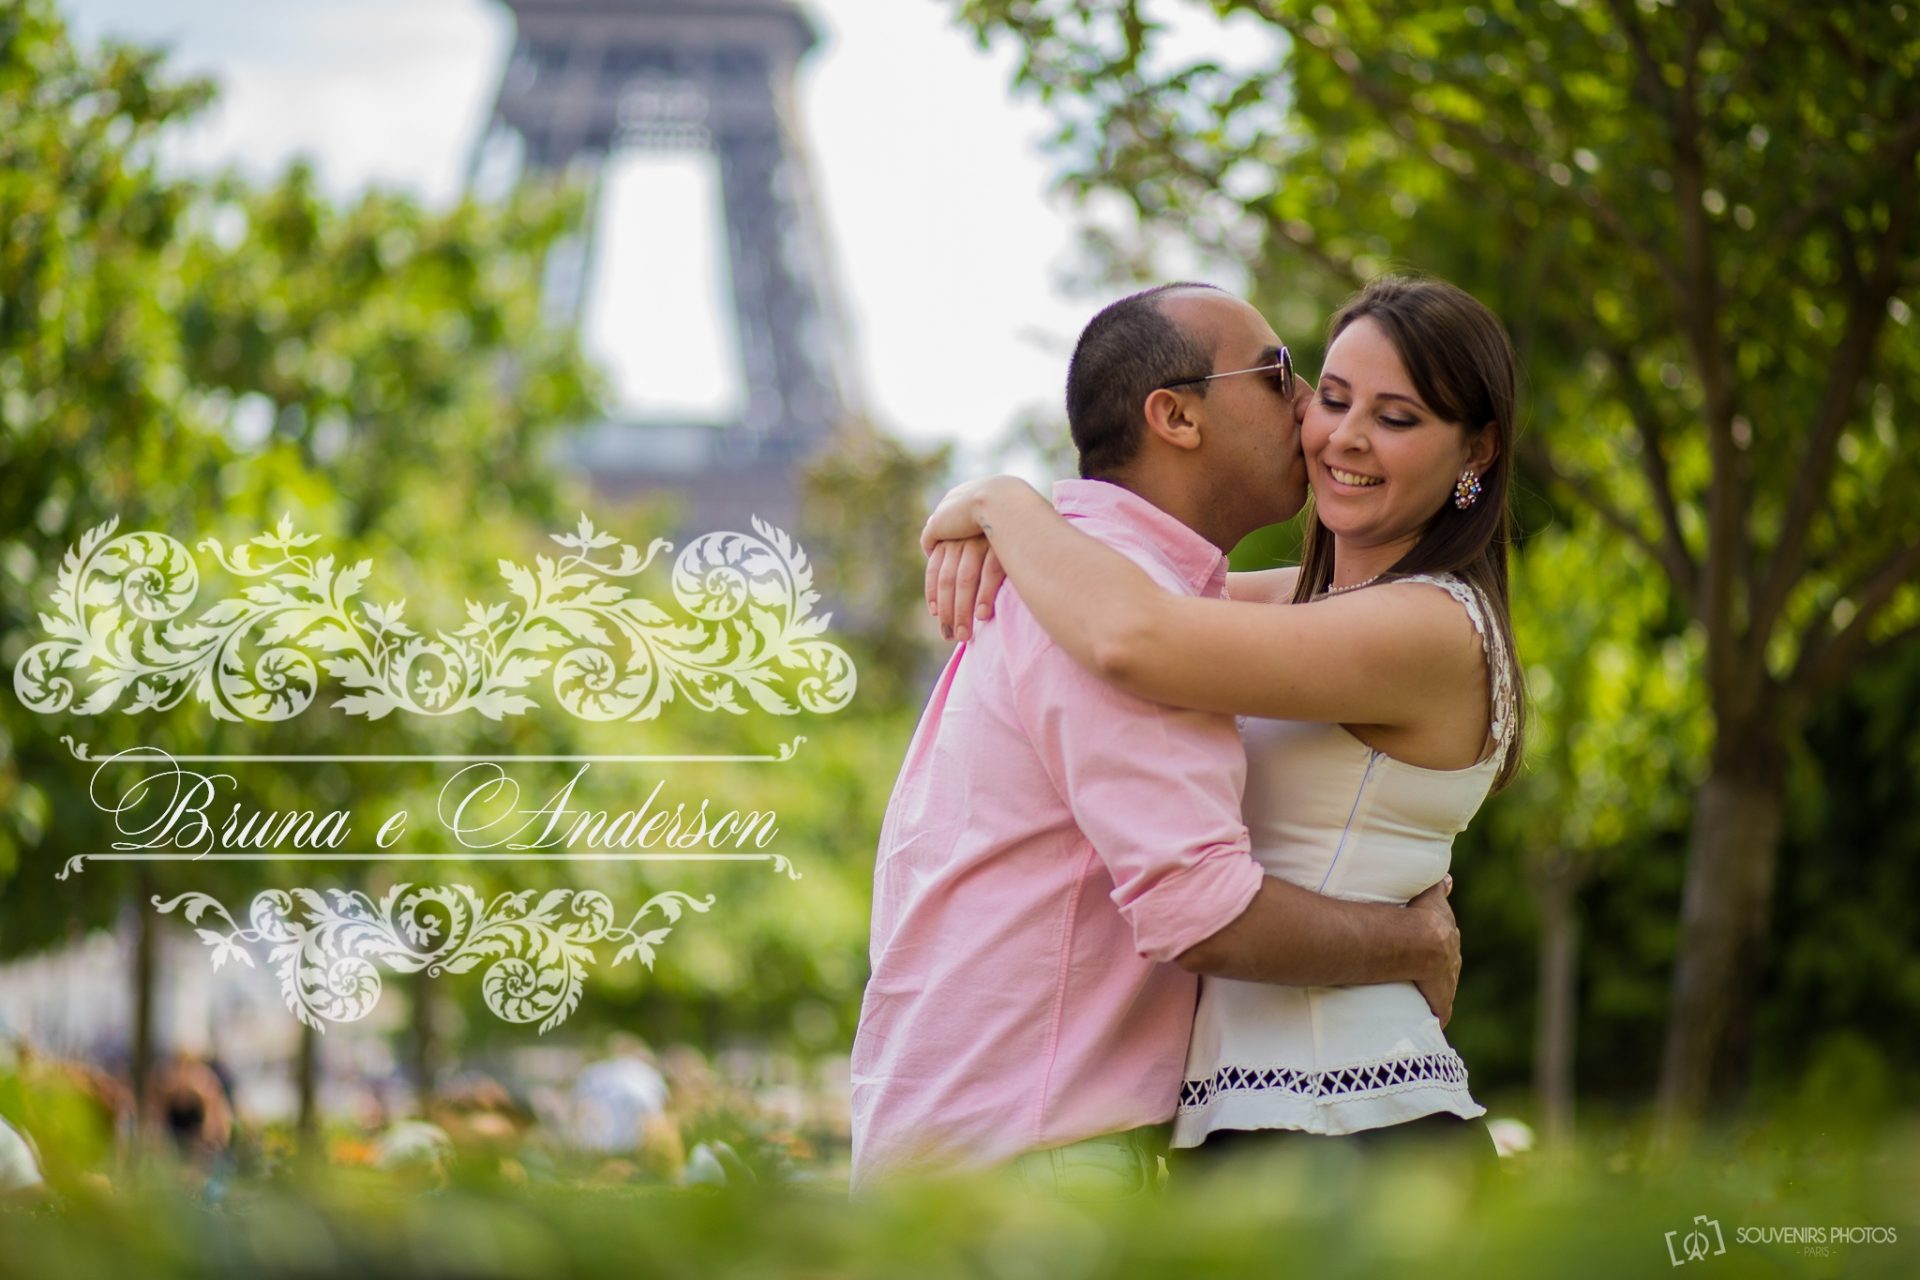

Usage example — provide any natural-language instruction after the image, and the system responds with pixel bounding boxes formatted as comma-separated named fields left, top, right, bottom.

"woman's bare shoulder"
left=1374, top=575, right=1494, bottom=669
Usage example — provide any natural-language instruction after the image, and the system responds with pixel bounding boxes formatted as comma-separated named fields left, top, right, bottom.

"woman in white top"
left=920, top=275, right=1524, bottom=1161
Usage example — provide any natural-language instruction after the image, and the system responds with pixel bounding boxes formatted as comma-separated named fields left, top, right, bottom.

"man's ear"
left=1141, top=387, right=1205, bottom=453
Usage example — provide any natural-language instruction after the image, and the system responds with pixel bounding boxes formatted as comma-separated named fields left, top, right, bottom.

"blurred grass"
left=2, top=1109, right=1914, bottom=1279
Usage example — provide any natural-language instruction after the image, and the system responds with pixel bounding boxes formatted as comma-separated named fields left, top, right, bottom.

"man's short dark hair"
left=1065, top=282, right=1222, bottom=479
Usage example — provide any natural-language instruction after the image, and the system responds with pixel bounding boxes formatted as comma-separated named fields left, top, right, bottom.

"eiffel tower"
left=470, top=0, right=853, bottom=532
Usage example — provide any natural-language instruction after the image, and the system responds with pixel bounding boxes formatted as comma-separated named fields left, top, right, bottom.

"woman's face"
left=1301, top=315, right=1482, bottom=549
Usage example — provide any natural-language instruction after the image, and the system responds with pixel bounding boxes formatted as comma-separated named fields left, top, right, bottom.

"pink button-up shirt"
left=849, top=480, right=1265, bottom=1189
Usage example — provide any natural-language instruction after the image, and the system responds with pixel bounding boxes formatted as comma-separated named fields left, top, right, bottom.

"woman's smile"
left=1326, top=465, right=1383, bottom=489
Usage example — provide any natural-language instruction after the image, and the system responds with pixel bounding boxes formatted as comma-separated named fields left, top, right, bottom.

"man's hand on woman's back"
left=1408, top=876, right=1461, bottom=1027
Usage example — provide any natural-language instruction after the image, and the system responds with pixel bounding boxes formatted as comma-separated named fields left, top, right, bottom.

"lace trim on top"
left=1179, top=1049, right=1472, bottom=1111
left=1390, top=572, right=1516, bottom=774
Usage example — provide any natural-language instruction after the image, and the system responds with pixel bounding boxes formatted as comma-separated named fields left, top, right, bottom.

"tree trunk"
left=130, top=877, right=157, bottom=1128
left=1655, top=729, right=1788, bottom=1139
left=408, top=974, right=443, bottom=1109
left=1533, top=852, right=1580, bottom=1149
left=296, top=1017, right=319, bottom=1144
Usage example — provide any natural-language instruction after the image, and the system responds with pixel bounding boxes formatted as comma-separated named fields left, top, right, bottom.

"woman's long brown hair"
left=1290, top=275, right=1526, bottom=790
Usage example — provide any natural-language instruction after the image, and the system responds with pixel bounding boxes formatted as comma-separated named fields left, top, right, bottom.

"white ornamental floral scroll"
left=12, top=512, right=856, bottom=722
left=155, top=884, right=714, bottom=1033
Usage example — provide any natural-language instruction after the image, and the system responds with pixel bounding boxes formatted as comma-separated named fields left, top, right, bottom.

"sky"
left=58, top=0, right=1269, bottom=464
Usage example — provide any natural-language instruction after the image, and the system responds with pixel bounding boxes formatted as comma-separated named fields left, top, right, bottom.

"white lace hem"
left=1172, top=1079, right=1486, bottom=1147
left=1171, top=1048, right=1484, bottom=1147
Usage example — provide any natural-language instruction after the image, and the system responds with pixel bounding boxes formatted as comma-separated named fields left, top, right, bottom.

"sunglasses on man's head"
left=1159, top=344, right=1295, bottom=399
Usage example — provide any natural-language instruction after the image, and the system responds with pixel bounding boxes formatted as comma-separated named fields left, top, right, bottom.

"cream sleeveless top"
left=1172, top=572, right=1517, bottom=1146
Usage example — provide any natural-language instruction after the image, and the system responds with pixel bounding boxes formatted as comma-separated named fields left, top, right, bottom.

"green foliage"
left=952, top=1, right=1920, bottom=693
left=1444, top=526, right=1706, bottom=1099
left=0, top=0, right=941, bottom=1070
left=0, top=0, right=608, bottom=962
left=1758, top=635, right=1920, bottom=1101
left=1503, top=530, right=1706, bottom=855
left=802, top=421, right=955, bottom=708
left=951, top=0, right=1920, bottom=1112
left=0, top=1107, right=1915, bottom=1278
left=169, top=163, right=599, bottom=542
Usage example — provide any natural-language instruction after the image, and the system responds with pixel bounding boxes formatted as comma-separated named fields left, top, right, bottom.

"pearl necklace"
left=1321, top=573, right=1383, bottom=597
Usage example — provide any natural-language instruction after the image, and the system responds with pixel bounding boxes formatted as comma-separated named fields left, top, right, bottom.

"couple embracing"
left=850, top=276, right=1523, bottom=1195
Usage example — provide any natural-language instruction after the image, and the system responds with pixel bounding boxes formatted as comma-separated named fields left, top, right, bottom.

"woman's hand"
left=919, top=477, right=1002, bottom=552
left=925, top=537, right=1007, bottom=641
left=920, top=477, right=1039, bottom=642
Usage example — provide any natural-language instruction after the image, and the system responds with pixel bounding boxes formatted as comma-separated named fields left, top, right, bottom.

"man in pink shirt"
left=850, top=284, right=1461, bottom=1193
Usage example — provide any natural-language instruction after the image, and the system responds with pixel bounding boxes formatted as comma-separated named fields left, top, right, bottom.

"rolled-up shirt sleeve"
left=1005, top=610, right=1264, bottom=963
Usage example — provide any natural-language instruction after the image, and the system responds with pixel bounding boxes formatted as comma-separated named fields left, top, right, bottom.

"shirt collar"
left=1051, top=479, right=1228, bottom=596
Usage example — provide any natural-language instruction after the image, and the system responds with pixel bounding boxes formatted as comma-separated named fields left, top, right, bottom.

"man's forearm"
left=1174, top=877, right=1443, bottom=986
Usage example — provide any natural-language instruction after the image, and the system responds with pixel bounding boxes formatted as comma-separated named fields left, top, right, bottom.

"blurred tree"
left=802, top=420, right=953, bottom=708
left=1759, top=628, right=1920, bottom=1120
left=171, top=162, right=597, bottom=543
left=986, top=406, right=1080, bottom=481
left=1492, top=528, right=1704, bottom=1145
left=2, top=0, right=947, bottom=1119
left=0, top=0, right=603, bottom=1122
left=953, top=0, right=1920, bottom=1130
left=1, top=0, right=225, bottom=1115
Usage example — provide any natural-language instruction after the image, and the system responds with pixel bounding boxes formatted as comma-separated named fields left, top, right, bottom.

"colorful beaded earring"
left=1453, top=469, right=1482, bottom=509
